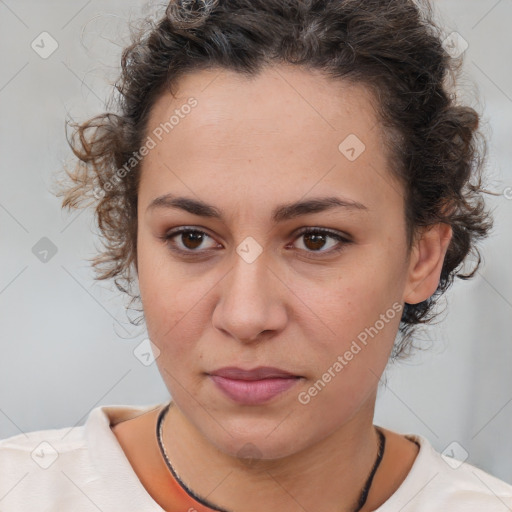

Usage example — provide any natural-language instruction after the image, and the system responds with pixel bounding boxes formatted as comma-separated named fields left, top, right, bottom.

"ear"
left=403, top=223, right=453, bottom=304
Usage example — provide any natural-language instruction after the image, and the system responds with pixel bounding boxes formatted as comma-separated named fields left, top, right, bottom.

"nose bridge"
left=212, top=245, right=286, bottom=342
left=230, top=246, right=269, bottom=302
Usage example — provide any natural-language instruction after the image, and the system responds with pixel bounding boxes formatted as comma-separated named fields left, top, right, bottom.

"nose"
left=211, top=251, right=288, bottom=344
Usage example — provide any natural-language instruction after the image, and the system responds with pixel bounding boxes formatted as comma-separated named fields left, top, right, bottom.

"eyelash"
left=159, top=226, right=352, bottom=259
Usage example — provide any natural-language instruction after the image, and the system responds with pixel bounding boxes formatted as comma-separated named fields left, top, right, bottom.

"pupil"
left=183, top=231, right=203, bottom=249
left=304, top=233, right=326, bottom=251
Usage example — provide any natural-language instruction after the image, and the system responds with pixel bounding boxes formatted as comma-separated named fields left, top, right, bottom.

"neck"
left=161, top=395, right=383, bottom=512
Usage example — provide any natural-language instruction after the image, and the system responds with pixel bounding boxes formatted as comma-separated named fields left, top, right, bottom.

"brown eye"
left=161, top=228, right=219, bottom=255
left=302, top=232, right=329, bottom=251
left=292, top=228, right=352, bottom=256
left=180, top=230, right=206, bottom=250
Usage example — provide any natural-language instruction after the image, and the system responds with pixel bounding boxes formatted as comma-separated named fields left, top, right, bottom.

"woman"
left=1, top=0, right=511, bottom=510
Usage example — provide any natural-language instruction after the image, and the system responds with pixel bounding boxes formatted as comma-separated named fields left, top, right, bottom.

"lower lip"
left=209, top=375, right=301, bottom=405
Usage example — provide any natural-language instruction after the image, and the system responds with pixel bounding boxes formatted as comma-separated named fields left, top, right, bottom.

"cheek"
left=139, top=275, right=201, bottom=353
left=305, top=261, right=402, bottom=338
left=136, top=234, right=216, bottom=363
left=295, top=254, right=405, bottom=385
left=295, top=273, right=402, bottom=419
left=137, top=233, right=186, bottom=340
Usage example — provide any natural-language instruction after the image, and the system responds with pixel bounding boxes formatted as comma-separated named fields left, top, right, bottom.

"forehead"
left=147, top=64, right=381, bottom=150
left=140, top=65, right=402, bottom=218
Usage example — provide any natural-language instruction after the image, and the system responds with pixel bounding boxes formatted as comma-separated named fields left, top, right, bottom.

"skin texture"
left=112, top=405, right=419, bottom=511
left=114, top=64, right=452, bottom=512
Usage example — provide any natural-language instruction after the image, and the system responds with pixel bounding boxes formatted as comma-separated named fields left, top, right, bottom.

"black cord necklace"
left=156, top=401, right=386, bottom=512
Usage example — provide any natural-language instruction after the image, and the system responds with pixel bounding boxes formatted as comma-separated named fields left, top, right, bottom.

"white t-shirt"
left=0, top=402, right=511, bottom=511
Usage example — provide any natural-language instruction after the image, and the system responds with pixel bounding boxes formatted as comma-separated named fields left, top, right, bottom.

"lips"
left=207, top=366, right=302, bottom=405
left=209, top=366, right=300, bottom=380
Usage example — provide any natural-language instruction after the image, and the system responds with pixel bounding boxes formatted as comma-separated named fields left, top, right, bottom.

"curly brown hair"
left=56, top=0, right=494, bottom=360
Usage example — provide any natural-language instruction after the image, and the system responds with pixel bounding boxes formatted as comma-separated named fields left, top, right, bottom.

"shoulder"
left=0, top=420, right=88, bottom=467
left=0, top=403, right=166, bottom=512
left=0, top=422, right=91, bottom=510
left=377, top=431, right=512, bottom=512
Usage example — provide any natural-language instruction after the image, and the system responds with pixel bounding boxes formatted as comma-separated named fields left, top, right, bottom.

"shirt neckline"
left=85, top=402, right=169, bottom=511
left=86, top=402, right=434, bottom=512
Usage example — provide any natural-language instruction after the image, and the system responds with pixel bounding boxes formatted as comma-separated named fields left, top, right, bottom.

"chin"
left=202, top=418, right=313, bottom=464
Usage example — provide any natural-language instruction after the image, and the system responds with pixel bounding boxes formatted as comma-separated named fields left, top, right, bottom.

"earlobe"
left=403, top=223, right=453, bottom=305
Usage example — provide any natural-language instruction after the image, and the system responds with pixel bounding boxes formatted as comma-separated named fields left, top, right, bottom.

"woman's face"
left=136, top=65, right=427, bottom=459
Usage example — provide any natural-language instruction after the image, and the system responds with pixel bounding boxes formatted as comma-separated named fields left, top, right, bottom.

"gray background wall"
left=1, top=0, right=511, bottom=483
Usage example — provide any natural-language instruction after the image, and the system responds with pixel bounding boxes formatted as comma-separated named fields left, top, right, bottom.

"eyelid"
left=289, top=226, right=353, bottom=257
left=292, top=226, right=352, bottom=243
left=159, top=226, right=220, bottom=255
left=159, top=226, right=353, bottom=257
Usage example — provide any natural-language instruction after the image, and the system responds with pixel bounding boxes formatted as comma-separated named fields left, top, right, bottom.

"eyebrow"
left=146, top=194, right=368, bottom=222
